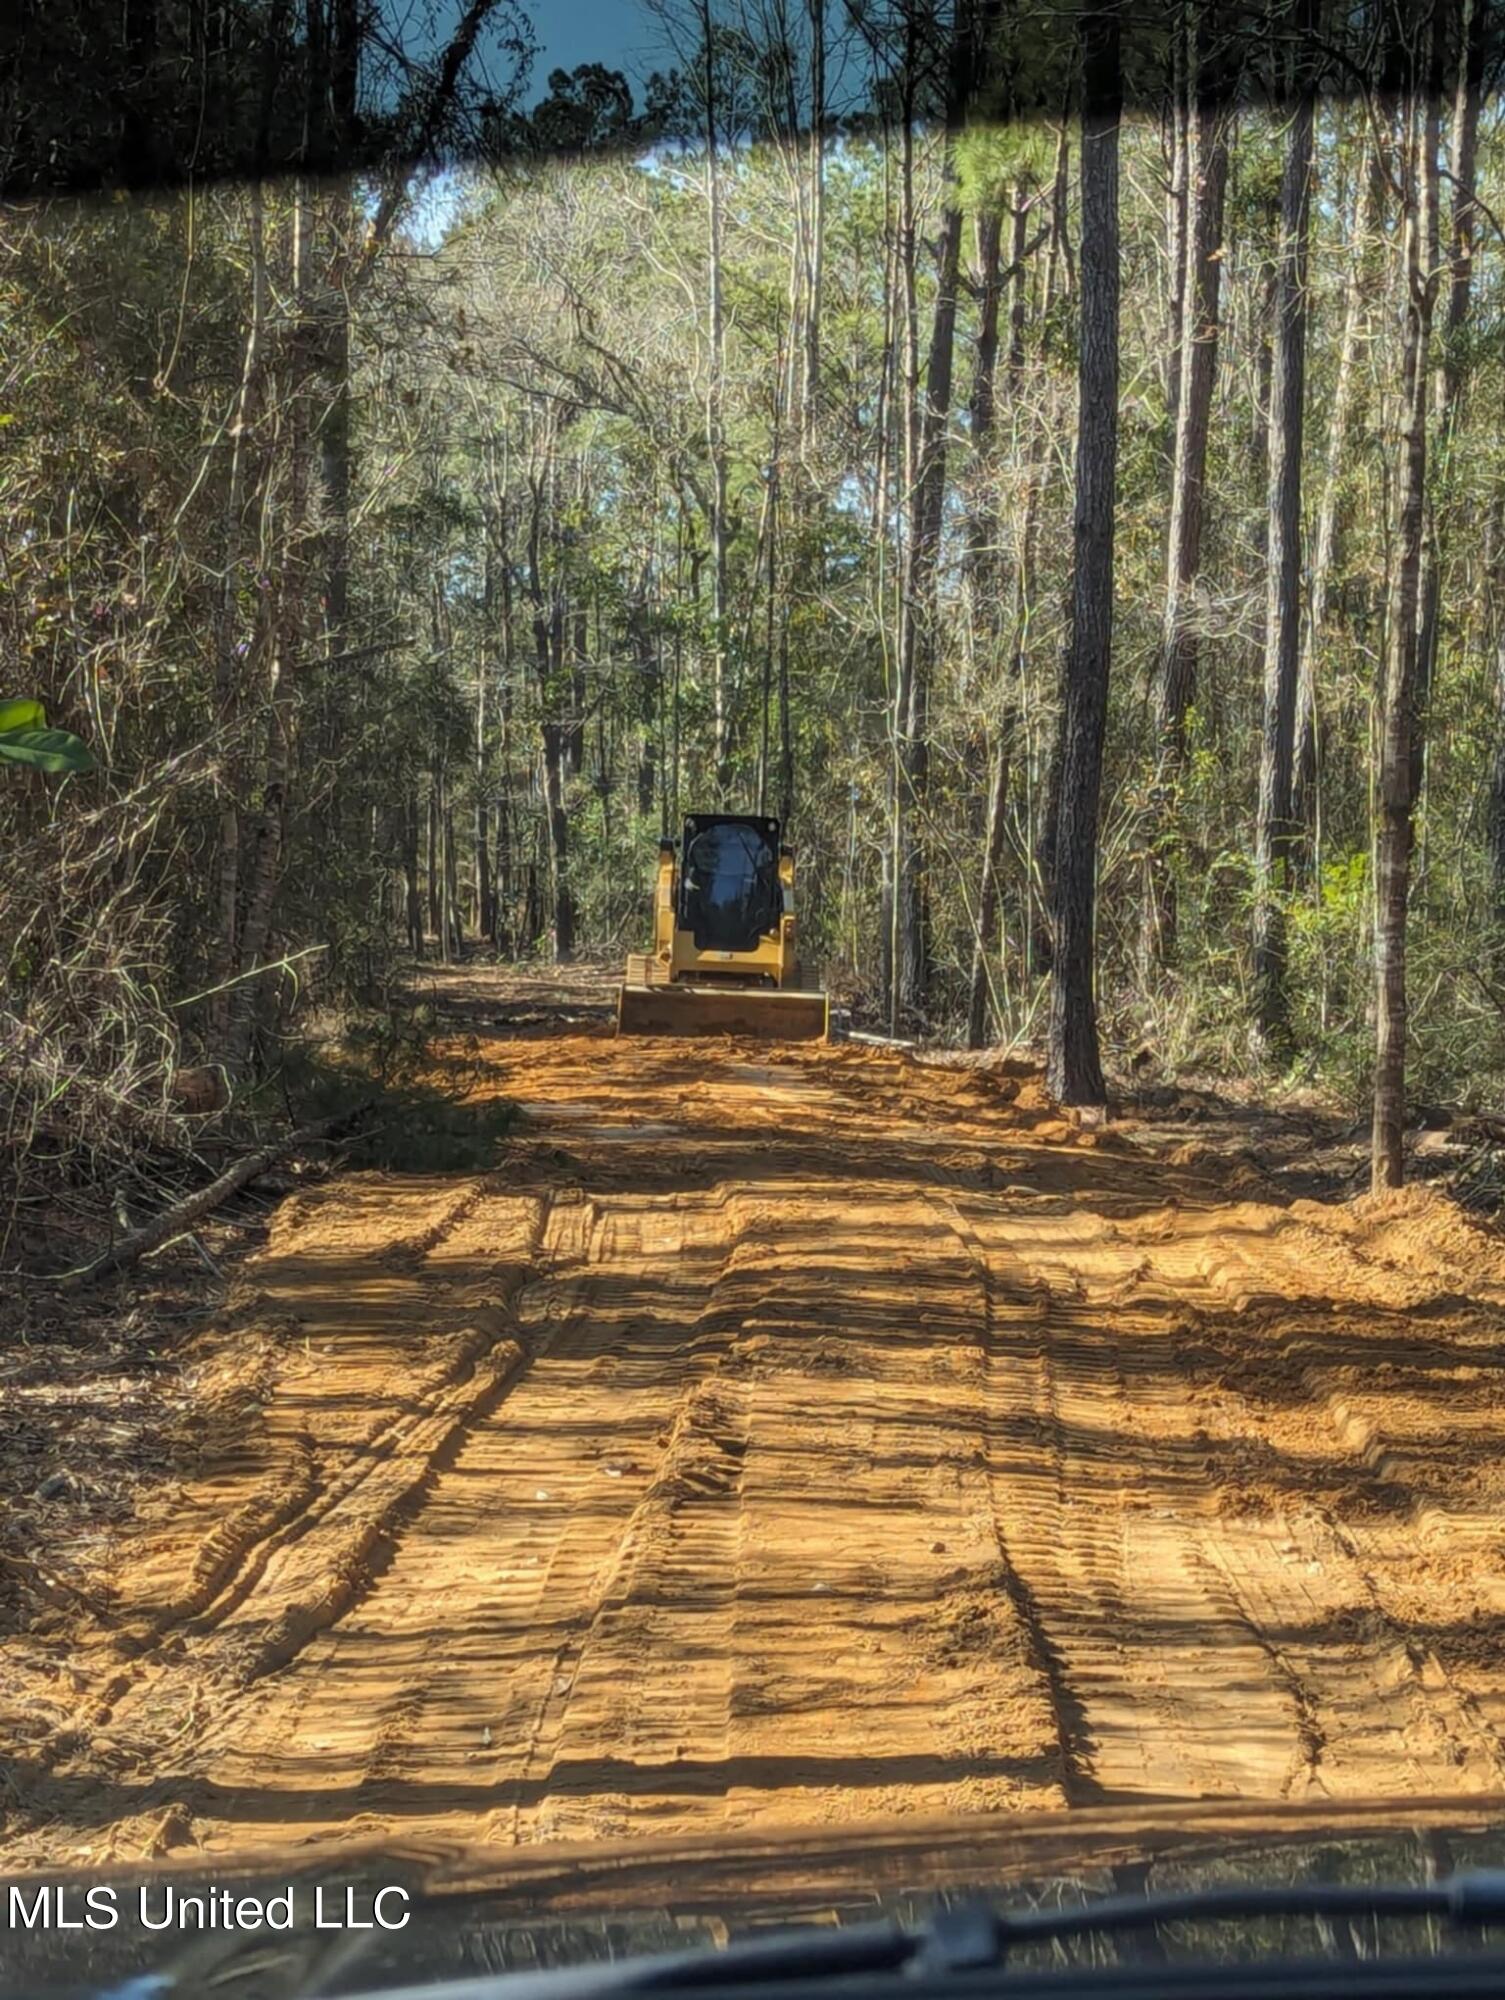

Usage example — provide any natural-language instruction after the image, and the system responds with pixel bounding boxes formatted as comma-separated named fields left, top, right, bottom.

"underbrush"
left=2, top=797, right=195, bottom=1271
left=4, top=884, right=518, bottom=1273
left=253, top=1003, right=519, bottom=1174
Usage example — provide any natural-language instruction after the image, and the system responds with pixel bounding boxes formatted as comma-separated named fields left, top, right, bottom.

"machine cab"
left=678, top=814, right=785, bottom=955
left=616, top=809, right=826, bottom=1038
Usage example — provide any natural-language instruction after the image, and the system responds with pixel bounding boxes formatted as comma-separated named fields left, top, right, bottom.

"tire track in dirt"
left=919, top=1189, right=1086, bottom=1794
left=507, top=1371, right=752, bottom=1844
left=971, top=1183, right=1505, bottom=1805
left=10, top=1012, right=1505, bottom=1868
left=484, top=1198, right=767, bottom=1844
left=1301, top=1363, right=1505, bottom=1757
left=718, top=1183, right=1067, bottom=1830
left=182, top=1188, right=781, bottom=1849
left=1147, top=1264, right=1505, bottom=1786
left=986, top=1284, right=1297, bottom=1803
left=939, top=1184, right=1497, bottom=1808
left=18, top=1187, right=556, bottom=1805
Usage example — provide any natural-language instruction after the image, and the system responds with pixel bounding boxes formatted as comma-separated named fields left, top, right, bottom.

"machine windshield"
left=680, top=819, right=781, bottom=952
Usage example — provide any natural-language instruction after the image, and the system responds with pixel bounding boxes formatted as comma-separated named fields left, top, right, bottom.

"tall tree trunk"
left=802, top=0, right=825, bottom=443
left=318, top=0, right=362, bottom=648
left=1044, top=108, right=1074, bottom=305
left=887, top=53, right=921, bottom=1034
left=1148, top=37, right=1229, bottom=966
left=887, top=5, right=984, bottom=1026
left=210, top=179, right=267, bottom=1049
left=1163, top=8, right=1189, bottom=462
left=1412, top=0, right=1483, bottom=812
left=968, top=742, right=1012, bottom=1049
left=965, top=202, right=1008, bottom=1048
left=567, top=604, right=588, bottom=775
left=894, top=193, right=962, bottom=1027
left=1373, top=83, right=1440, bottom=1191
left=1436, top=0, right=1483, bottom=423
left=1047, top=0, right=1119, bottom=1108
left=1250, top=260, right=1278, bottom=493
left=474, top=670, right=493, bottom=946
left=540, top=723, right=576, bottom=959
left=1252, top=52, right=1313, bottom=1048
left=476, top=533, right=501, bottom=943
left=523, top=848, right=543, bottom=955
left=1296, top=137, right=1385, bottom=844
left=308, top=0, right=362, bottom=670
left=1032, top=117, right=1072, bottom=974
left=1487, top=493, right=1505, bottom=937
left=759, top=462, right=780, bottom=814
left=967, top=210, right=1006, bottom=561
left=528, top=468, right=577, bottom=962
left=965, top=186, right=1041, bottom=1048
left=778, top=600, right=794, bottom=830
left=893, top=1, right=978, bottom=1029
left=224, top=688, right=290, bottom=1068
left=313, top=219, right=352, bottom=659
left=872, top=149, right=899, bottom=548
left=633, top=594, right=660, bottom=818
left=403, top=792, right=424, bottom=957
left=494, top=792, right=512, bottom=955
left=701, top=0, right=731, bottom=794
left=493, top=475, right=517, bottom=950
left=440, top=776, right=457, bottom=962
left=426, top=779, right=441, bottom=939
left=224, top=180, right=312, bottom=1073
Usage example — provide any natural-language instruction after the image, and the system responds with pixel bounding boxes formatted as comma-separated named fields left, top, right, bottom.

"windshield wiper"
left=909, top=1869, right=1505, bottom=1968
left=536, top=1872, right=1505, bottom=1991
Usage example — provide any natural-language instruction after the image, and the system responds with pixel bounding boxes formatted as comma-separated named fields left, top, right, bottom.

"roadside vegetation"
left=4, top=0, right=1505, bottom=1273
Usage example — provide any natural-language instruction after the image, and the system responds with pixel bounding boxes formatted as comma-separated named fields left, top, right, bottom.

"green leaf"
left=0, top=697, right=46, bottom=732
left=0, top=726, right=96, bottom=774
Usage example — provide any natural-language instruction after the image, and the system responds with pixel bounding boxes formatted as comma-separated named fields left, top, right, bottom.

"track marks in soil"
left=8, top=1020, right=1505, bottom=1867
left=944, top=1185, right=1505, bottom=1809
left=23, top=1188, right=554, bottom=1799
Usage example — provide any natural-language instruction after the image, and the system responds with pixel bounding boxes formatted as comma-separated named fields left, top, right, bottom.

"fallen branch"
left=57, top=1104, right=371, bottom=1291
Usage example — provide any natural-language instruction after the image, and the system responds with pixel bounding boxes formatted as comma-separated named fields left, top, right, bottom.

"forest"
left=4, top=0, right=1505, bottom=1264
left=14, top=1, right=1505, bottom=1892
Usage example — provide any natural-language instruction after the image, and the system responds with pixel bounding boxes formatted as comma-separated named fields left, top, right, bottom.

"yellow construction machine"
left=616, top=813, right=829, bottom=1040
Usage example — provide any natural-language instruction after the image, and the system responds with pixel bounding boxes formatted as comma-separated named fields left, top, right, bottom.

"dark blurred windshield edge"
left=5, top=0, right=1505, bottom=198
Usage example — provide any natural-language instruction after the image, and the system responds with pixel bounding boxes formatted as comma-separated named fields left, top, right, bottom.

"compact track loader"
left=616, top=813, right=829, bottom=1040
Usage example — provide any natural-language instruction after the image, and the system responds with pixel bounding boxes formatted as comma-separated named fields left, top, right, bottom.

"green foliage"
left=1283, top=852, right=1374, bottom=1106
left=954, top=126, right=1054, bottom=210
left=0, top=698, right=94, bottom=773
left=7, top=66, right=1505, bottom=1134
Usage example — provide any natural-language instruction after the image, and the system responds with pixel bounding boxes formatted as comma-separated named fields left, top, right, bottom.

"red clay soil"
left=6, top=983, right=1505, bottom=1869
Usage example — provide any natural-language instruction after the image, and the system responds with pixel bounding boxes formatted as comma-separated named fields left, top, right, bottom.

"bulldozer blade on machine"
left=616, top=813, right=829, bottom=1041
left=616, top=981, right=829, bottom=1041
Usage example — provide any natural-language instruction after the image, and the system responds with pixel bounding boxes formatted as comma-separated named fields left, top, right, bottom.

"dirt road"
left=9, top=988, right=1505, bottom=1867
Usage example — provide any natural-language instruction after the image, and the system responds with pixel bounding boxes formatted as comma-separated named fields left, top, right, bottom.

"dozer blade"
left=616, top=981, right=828, bottom=1041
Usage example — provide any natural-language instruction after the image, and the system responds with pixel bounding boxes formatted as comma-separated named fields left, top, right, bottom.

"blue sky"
left=399, top=1, right=674, bottom=242
left=528, top=0, right=664, bottom=98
